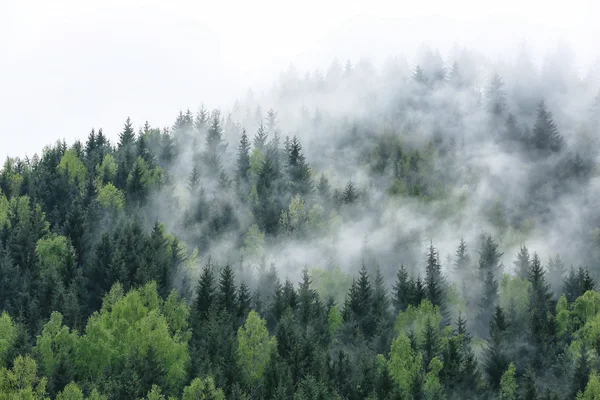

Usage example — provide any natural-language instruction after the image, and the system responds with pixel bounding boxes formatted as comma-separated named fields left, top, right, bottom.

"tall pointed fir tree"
left=287, top=136, right=312, bottom=196
left=532, top=101, right=564, bottom=154
left=254, top=121, right=269, bottom=153
left=236, top=130, right=251, bottom=183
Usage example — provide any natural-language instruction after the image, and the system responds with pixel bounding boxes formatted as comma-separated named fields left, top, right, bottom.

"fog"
left=2, top=0, right=599, bottom=158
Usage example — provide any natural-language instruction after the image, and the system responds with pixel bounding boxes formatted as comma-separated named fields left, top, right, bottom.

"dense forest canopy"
left=1, top=44, right=600, bottom=399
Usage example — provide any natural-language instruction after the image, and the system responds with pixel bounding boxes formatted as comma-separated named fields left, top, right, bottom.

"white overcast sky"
left=1, top=0, right=599, bottom=158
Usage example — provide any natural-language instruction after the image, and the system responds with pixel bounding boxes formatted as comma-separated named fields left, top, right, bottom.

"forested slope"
left=1, top=47, right=600, bottom=399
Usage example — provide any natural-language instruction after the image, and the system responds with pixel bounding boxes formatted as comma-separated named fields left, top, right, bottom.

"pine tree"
left=393, top=265, right=411, bottom=314
left=477, top=234, right=503, bottom=281
left=422, top=316, right=439, bottom=368
left=237, top=281, right=251, bottom=321
left=236, top=130, right=251, bottom=183
left=522, top=368, right=539, bottom=400
left=478, top=269, right=499, bottom=337
left=218, top=169, right=232, bottom=190
left=343, top=181, right=358, bottom=204
left=484, top=306, right=509, bottom=390
left=253, top=121, right=269, bottom=152
left=453, top=238, right=470, bottom=276
left=572, top=344, right=591, bottom=398
left=192, top=260, right=216, bottom=322
left=486, top=74, right=508, bottom=117
left=287, top=136, right=312, bottom=196
left=528, top=253, right=553, bottom=315
left=118, top=117, right=135, bottom=148
left=317, top=174, right=330, bottom=199
left=194, top=105, right=209, bottom=132
left=532, top=101, right=564, bottom=153
left=297, top=267, right=315, bottom=326
left=187, top=165, right=200, bottom=193
left=578, top=266, right=596, bottom=293
left=217, top=265, right=237, bottom=316
left=425, top=242, right=444, bottom=308
left=410, top=275, right=427, bottom=307
left=514, top=246, right=531, bottom=280
left=266, top=109, right=278, bottom=135
left=563, top=267, right=580, bottom=303
left=372, top=266, right=390, bottom=326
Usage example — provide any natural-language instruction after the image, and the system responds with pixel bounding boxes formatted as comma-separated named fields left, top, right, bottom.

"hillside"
left=1, top=49, right=600, bottom=399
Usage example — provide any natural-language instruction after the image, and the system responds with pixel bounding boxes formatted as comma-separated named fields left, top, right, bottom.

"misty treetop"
left=1, top=44, right=600, bottom=399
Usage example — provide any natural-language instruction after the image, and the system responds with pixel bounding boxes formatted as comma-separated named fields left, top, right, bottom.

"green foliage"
left=237, top=310, right=277, bottom=388
left=311, top=265, right=352, bottom=306
left=97, top=183, right=125, bottom=210
left=242, top=223, right=265, bottom=261
left=577, top=371, right=600, bottom=399
left=56, top=382, right=84, bottom=400
left=0, top=355, right=48, bottom=399
left=328, top=305, right=343, bottom=338
left=182, top=376, right=225, bottom=400
left=96, top=154, right=117, bottom=184
left=499, top=363, right=518, bottom=400
left=395, top=299, right=443, bottom=344
left=0, top=313, right=17, bottom=367
left=388, top=333, right=422, bottom=396
left=499, top=274, right=531, bottom=319
left=58, top=148, right=87, bottom=187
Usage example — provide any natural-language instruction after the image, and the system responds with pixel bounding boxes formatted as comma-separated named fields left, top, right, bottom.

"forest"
left=1, top=44, right=600, bottom=399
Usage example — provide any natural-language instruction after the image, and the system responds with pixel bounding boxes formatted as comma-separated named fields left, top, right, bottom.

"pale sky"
left=1, top=0, right=599, bottom=158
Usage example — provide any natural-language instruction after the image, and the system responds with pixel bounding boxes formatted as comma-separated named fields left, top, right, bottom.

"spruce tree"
left=486, top=73, right=508, bottom=117
left=217, top=265, right=237, bottom=316
left=393, top=265, right=410, bottom=314
left=514, top=246, right=531, bottom=280
left=478, top=269, right=499, bottom=336
left=372, top=266, right=390, bottom=326
left=287, top=136, right=312, bottom=196
left=118, top=117, right=136, bottom=148
left=453, top=238, right=470, bottom=276
left=192, top=260, right=216, bottom=322
left=253, top=121, right=269, bottom=152
left=343, top=181, right=358, bottom=204
left=532, top=101, right=564, bottom=153
left=237, top=281, right=251, bottom=321
left=572, top=344, right=591, bottom=398
left=484, top=306, right=509, bottom=390
left=522, top=368, right=539, bottom=400
left=425, top=242, right=444, bottom=308
left=236, top=130, right=251, bottom=183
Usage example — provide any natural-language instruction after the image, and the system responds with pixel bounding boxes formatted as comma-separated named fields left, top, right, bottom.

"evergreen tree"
left=514, top=246, right=531, bottom=280
left=187, top=165, right=200, bottom=193
left=532, top=101, right=564, bottom=153
left=522, top=368, right=539, bottom=400
left=192, top=260, right=216, bottom=322
left=393, top=265, right=410, bottom=314
left=453, top=238, right=470, bottom=276
left=572, top=344, right=591, bottom=398
left=425, top=242, right=444, bottom=308
left=484, top=306, right=509, bottom=390
left=478, top=269, right=499, bottom=337
left=253, top=121, right=269, bottom=152
left=317, top=174, right=331, bottom=199
left=287, top=136, right=313, bottom=196
left=372, top=266, right=390, bottom=325
left=486, top=73, right=508, bottom=117
left=237, top=281, right=251, bottom=322
left=118, top=117, right=136, bottom=148
left=236, top=130, right=251, bottom=183
left=217, top=265, right=237, bottom=316
left=343, top=181, right=358, bottom=204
